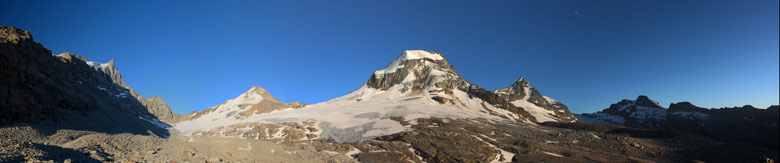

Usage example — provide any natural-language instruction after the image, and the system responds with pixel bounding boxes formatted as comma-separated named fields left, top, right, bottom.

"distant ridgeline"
left=577, top=95, right=779, bottom=150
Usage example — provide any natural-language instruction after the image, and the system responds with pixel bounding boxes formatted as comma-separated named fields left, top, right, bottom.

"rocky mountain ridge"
left=494, top=77, right=577, bottom=123
left=0, top=26, right=175, bottom=134
left=175, top=50, right=580, bottom=143
left=577, top=95, right=780, bottom=150
left=185, top=86, right=303, bottom=121
left=359, top=50, right=578, bottom=124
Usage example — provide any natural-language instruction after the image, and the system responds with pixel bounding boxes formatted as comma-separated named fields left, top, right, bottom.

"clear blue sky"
left=3, top=0, right=778, bottom=114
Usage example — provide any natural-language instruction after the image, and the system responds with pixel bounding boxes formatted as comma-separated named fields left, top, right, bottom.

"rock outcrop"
left=141, top=96, right=182, bottom=124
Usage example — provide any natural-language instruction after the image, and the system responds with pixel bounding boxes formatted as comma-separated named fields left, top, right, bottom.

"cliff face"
left=0, top=26, right=171, bottom=136
left=141, top=96, right=183, bottom=124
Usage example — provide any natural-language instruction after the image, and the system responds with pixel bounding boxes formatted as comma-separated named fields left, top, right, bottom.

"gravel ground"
left=1, top=125, right=356, bottom=163
left=2, top=118, right=777, bottom=162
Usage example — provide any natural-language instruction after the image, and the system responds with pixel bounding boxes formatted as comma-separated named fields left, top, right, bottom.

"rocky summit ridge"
left=362, top=50, right=576, bottom=123
left=493, top=77, right=578, bottom=123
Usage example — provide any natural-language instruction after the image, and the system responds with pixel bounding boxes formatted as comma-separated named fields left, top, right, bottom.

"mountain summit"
left=176, top=50, right=578, bottom=142
left=187, top=86, right=304, bottom=120
left=344, top=50, right=577, bottom=123
left=175, top=86, right=304, bottom=134
left=494, top=77, right=577, bottom=122
left=366, top=50, right=469, bottom=94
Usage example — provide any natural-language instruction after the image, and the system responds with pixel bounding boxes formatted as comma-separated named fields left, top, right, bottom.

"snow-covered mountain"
left=175, top=50, right=578, bottom=142
left=175, top=86, right=304, bottom=135
left=576, top=95, right=668, bottom=128
left=494, top=77, right=577, bottom=123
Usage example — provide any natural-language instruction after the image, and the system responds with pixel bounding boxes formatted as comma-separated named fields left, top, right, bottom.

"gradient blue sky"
left=3, top=0, right=778, bottom=114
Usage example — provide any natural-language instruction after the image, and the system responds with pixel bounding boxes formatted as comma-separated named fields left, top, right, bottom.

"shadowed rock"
left=1, top=26, right=170, bottom=137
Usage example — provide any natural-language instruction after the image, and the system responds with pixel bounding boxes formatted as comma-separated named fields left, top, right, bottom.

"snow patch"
left=345, top=148, right=362, bottom=157
left=472, top=135, right=514, bottom=163
left=86, top=61, right=109, bottom=68
left=590, top=133, right=602, bottom=139
left=508, top=85, right=560, bottom=123
left=512, top=100, right=557, bottom=122
left=138, top=115, right=171, bottom=129
left=670, top=111, right=709, bottom=120
left=542, top=151, right=563, bottom=157
left=629, top=106, right=667, bottom=123
left=374, top=50, right=443, bottom=75
left=238, top=143, right=252, bottom=151
left=408, top=147, right=425, bottom=162
left=322, top=150, right=339, bottom=155
left=542, top=96, right=558, bottom=104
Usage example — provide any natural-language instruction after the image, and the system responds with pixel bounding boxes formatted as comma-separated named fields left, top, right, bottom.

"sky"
left=2, top=0, right=778, bottom=114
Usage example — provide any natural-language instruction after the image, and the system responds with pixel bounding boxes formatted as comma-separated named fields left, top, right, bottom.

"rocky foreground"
left=3, top=117, right=777, bottom=162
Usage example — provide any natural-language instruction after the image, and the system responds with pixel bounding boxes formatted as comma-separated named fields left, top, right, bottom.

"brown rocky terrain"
left=3, top=117, right=777, bottom=162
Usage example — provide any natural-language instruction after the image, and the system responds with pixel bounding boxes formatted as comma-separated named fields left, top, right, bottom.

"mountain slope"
left=176, top=50, right=578, bottom=142
left=0, top=26, right=174, bottom=136
left=175, top=86, right=304, bottom=135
